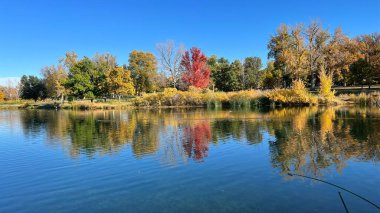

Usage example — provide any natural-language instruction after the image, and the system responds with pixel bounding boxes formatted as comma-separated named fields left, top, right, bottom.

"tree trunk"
left=311, top=72, right=316, bottom=91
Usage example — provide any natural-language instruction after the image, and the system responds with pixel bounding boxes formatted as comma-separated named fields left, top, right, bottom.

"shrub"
left=319, top=71, right=336, bottom=104
left=0, top=90, right=5, bottom=101
left=350, top=92, right=380, bottom=107
left=228, top=90, right=264, bottom=107
left=266, top=79, right=317, bottom=106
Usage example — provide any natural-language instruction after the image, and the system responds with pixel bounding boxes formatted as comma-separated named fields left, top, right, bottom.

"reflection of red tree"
left=183, top=121, right=212, bottom=161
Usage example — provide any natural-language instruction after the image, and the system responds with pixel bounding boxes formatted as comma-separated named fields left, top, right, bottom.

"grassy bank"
left=0, top=100, right=134, bottom=110
left=1, top=89, right=380, bottom=110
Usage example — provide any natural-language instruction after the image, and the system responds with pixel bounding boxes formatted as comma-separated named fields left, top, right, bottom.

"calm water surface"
left=0, top=107, right=379, bottom=212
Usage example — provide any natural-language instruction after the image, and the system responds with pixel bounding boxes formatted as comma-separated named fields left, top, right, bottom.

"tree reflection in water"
left=14, top=107, right=380, bottom=177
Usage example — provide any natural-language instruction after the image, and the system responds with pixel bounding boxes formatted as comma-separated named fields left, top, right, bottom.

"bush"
left=134, top=88, right=265, bottom=108
left=266, top=79, right=318, bottom=106
left=228, top=90, right=264, bottom=107
left=319, top=71, right=336, bottom=104
left=0, top=90, right=5, bottom=101
left=350, top=92, right=380, bottom=107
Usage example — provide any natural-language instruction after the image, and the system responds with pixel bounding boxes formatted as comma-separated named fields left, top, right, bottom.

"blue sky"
left=0, top=0, right=379, bottom=80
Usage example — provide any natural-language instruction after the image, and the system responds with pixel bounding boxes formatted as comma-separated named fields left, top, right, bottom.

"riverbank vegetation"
left=0, top=21, right=379, bottom=108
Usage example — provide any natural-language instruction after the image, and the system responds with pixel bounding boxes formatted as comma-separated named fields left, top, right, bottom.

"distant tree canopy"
left=268, top=22, right=380, bottom=89
left=15, top=23, right=380, bottom=101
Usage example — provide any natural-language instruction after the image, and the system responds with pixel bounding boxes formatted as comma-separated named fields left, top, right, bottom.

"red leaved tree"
left=180, top=47, right=210, bottom=88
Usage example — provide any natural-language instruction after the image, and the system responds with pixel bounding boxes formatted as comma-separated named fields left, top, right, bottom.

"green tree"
left=243, top=57, right=262, bottom=89
left=92, top=53, right=117, bottom=97
left=207, top=55, right=219, bottom=91
left=349, top=59, right=375, bottom=88
left=106, top=66, right=135, bottom=100
left=261, top=61, right=283, bottom=89
left=65, top=57, right=101, bottom=100
left=20, top=75, right=47, bottom=101
left=213, top=58, right=229, bottom=91
left=229, top=60, right=243, bottom=91
left=128, top=50, right=158, bottom=95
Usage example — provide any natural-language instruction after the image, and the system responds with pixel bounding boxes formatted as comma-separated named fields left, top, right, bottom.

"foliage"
left=319, top=69, right=335, bottom=103
left=261, top=61, right=283, bottom=89
left=349, top=59, right=375, bottom=87
left=20, top=75, right=47, bottom=101
left=134, top=89, right=265, bottom=107
left=243, top=57, right=262, bottom=89
left=40, top=65, right=67, bottom=99
left=228, top=90, right=265, bottom=107
left=181, top=47, right=210, bottom=89
left=211, top=58, right=242, bottom=92
left=65, top=57, right=100, bottom=100
left=106, top=66, right=135, bottom=98
left=348, top=92, right=380, bottom=107
left=128, top=50, right=158, bottom=95
left=0, top=90, right=5, bottom=101
left=266, top=79, right=318, bottom=105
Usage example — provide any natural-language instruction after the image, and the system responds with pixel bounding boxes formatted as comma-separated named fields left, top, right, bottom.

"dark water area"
left=0, top=107, right=379, bottom=212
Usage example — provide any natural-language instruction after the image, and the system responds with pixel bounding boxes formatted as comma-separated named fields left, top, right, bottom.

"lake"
left=0, top=107, right=379, bottom=212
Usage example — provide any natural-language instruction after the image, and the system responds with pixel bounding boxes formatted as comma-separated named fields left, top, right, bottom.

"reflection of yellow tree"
left=132, top=112, right=160, bottom=157
left=320, top=108, right=336, bottom=143
left=269, top=107, right=380, bottom=177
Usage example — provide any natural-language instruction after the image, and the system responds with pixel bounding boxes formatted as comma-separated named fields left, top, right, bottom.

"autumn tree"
left=20, top=75, right=47, bottom=101
left=355, top=33, right=380, bottom=86
left=268, top=24, right=308, bottom=87
left=128, top=50, right=158, bottom=95
left=243, top=57, right=262, bottom=89
left=60, top=51, right=78, bottom=69
left=1, top=79, right=19, bottom=100
left=180, top=47, right=210, bottom=89
left=106, top=66, right=135, bottom=100
left=305, top=22, right=330, bottom=90
left=0, top=89, right=5, bottom=101
left=156, top=40, right=185, bottom=88
left=325, top=28, right=360, bottom=86
left=92, top=53, right=117, bottom=96
left=41, top=65, right=67, bottom=102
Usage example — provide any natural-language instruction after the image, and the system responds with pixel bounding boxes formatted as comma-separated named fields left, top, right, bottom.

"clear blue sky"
left=0, top=0, right=379, bottom=78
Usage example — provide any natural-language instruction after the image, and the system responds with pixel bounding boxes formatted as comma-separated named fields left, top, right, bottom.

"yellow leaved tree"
left=106, top=67, right=135, bottom=100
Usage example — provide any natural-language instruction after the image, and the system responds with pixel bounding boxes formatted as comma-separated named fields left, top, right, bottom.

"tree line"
left=13, top=21, right=380, bottom=102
